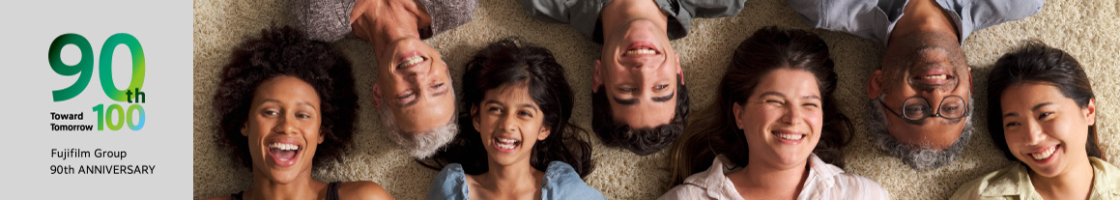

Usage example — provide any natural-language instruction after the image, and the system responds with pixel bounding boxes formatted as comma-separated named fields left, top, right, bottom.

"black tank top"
left=230, top=181, right=341, bottom=200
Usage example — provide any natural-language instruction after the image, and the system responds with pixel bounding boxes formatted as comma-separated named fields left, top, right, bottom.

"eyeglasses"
left=878, top=96, right=969, bottom=121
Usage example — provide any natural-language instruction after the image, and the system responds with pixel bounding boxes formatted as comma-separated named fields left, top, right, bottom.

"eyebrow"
left=652, top=92, right=676, bottom=102
left=1002, top=102, right=1053, bottom=119
left=613, top=96, right=637, bottom=106
left=261, top=99, right=317, bottom=110
left=400, top=96, right=419, bottom=107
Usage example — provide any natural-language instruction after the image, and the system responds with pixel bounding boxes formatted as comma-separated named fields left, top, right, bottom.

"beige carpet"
left=193, top=0, right=1120, bottom=199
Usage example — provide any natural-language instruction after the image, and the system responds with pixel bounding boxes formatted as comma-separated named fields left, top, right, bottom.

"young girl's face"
left=473, top=83, right=551, bottom=168
left=1000, top=83, right=1095, bottom=177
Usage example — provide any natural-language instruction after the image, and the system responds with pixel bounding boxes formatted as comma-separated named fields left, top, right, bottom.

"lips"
left=914, top=69, right=952, bottom=85
left=397, top=52, right=427, bottom=69
left=1030, top=145, right=1060, bottom=161
left=266, top=140, right=302, bottom=167
left=772, top=130, right=806, bottom=145
left=623, top=42, right=660, bottom=57
left=492, top=137, right=521, bottom=153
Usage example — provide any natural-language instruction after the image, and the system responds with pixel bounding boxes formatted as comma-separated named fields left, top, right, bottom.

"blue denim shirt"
left=519, top=0, right=746, bottom=43
left=426, top=161, right=607, bottom=200
left=787, top=0, right=1044, bottom=45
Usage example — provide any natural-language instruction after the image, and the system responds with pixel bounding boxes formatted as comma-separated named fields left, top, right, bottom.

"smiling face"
left=1000, top=83, right=1095, bottom=177
left=595, top=19, right=682, bottom=129
left=243, top=76, right=322, bottom=183
left=872, top=31, right=972, bottom=149
left=472, top=83, right=551, bottom=168
left=373, top=38, right=456, bottom=134
left=734, top=68, right=823, bottom=168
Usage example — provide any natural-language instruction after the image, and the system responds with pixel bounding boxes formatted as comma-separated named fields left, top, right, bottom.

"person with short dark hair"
left=662, top=27, right=889, bottom=200
left=950, top=41, right=1120, bottom=200
left=788, top=0, right=1045, bottom=170
left=520, top=0, right=746, bottom=155
left=421, top=38, right=604, bottom=200
left=205, top=26, right=392, bottom=200
left=291, top=0, right=478, bottom=158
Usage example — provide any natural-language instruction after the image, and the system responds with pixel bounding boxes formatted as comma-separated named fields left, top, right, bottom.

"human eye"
left=654, top=84, right=668, bottom=90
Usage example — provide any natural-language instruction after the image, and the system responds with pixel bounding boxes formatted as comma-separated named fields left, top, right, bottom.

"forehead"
left=483, top=83, right=536, bottom=104
left=253, top=76, right=320, bottom=104
left=1000, top=83, right=1065, bottom=109
left=753, top=68, right=820, bottom=96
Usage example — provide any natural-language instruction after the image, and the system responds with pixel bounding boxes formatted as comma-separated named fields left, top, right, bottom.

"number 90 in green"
left=48, top=33, right=145, bottom=102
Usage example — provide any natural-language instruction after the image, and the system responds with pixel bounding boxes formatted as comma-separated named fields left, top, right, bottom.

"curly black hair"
left=421, top=38, right=596, bottom=177
left=213, top=26, right=358, bottom=169
left=986, top=40, right=1103, bottom=161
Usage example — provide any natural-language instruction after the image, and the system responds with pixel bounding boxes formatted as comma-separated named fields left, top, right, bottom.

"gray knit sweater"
left=291, top=0, right=478, bottom=41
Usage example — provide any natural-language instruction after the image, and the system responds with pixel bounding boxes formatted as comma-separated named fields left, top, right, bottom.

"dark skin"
left=203, top=77, right=393, bottom=200
left=866, top=0, right=972, bottom=149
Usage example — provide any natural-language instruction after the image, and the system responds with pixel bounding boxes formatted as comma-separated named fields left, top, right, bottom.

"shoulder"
left=660, top=156, right=734, bottom=199
left=658, top=183, right=709, bottom=200
left=949, top=164, right=1026, bottom=200
left=339, top=181, right=394, bottom=200
left=542, top=161, right=606, bottom=200
left=427, top=163, right=469, bottom=200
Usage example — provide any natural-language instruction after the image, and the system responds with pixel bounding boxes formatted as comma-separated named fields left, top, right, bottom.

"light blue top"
left=787, top=0, right=1044, bottom=45
left=426, top=161, right=607, bottom=200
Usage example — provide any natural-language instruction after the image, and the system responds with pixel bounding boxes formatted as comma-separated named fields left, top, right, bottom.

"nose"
left=273, top=112, right=297, bottom=135
left=782, top=104, right=803, bottom=125
left=1023, top=119, right=1047, bottom=145
left=403, top=62, right=431, bottom=83
left=497, top=112, right=517, bottom=133
left=923, top=89, right=948, bottom=112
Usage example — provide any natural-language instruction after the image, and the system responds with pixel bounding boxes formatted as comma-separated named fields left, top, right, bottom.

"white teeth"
left=1032, top=146, right=1057, bottom=160
left=923, top=75, right=947, bottom=80
left=398, top=55, right=424, bottom=68
left=777, top=133, right=804, bottom=140
left=625, top=49, right=657, bottom=55
left=495, top=138, right=519, bottom=150
left=268, top=143, right=300, bottom=151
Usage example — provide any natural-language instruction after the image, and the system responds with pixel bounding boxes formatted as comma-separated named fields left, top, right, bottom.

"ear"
left=968, top=67, right=974, bottom=92
left=593, top=59, right=602, bottom=93
left=1084, top=98, right=1096, bottom=125
left=733, top=102, right=744, bottom=129
left=538, top=125, right=552, bottom=141
left=240, top=122, right=248, bottom=137
left=867, top=70, right=884, bottom=98
left=372, top=82, right=383, bottom=109
left=675, top=52, right=684, bottom=84
left=471, top=105, right=481, bottom=128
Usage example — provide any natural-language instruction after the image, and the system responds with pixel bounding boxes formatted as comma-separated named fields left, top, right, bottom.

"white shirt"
left=659, top=154, right=890, bottom=200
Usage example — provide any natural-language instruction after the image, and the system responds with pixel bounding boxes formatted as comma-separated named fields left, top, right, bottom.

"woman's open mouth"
left=267, top=142, right=301, bottom=167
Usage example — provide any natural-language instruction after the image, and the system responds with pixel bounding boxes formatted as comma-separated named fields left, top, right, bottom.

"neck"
left=600, top=0, right=669, bottom=38
left=1031, top=157, right=1095, bottom=200
left=351, top=0, right=428, bottom=60
left=729, top=157, right=810, bottom=199
left=478, top=159, right=544, bottom=198
left=888, top=0, right=959, bottom=45
left=245, top=170, right=325, bottom=200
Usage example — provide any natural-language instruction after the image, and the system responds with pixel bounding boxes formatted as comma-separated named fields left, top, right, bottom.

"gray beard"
left=865, top=96, right=974, bottom=171
left=377, top=103, right=458, bottom=159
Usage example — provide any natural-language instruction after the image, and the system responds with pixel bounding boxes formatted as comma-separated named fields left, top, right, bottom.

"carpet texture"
left=194, top=0, right=1120, bottom=199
